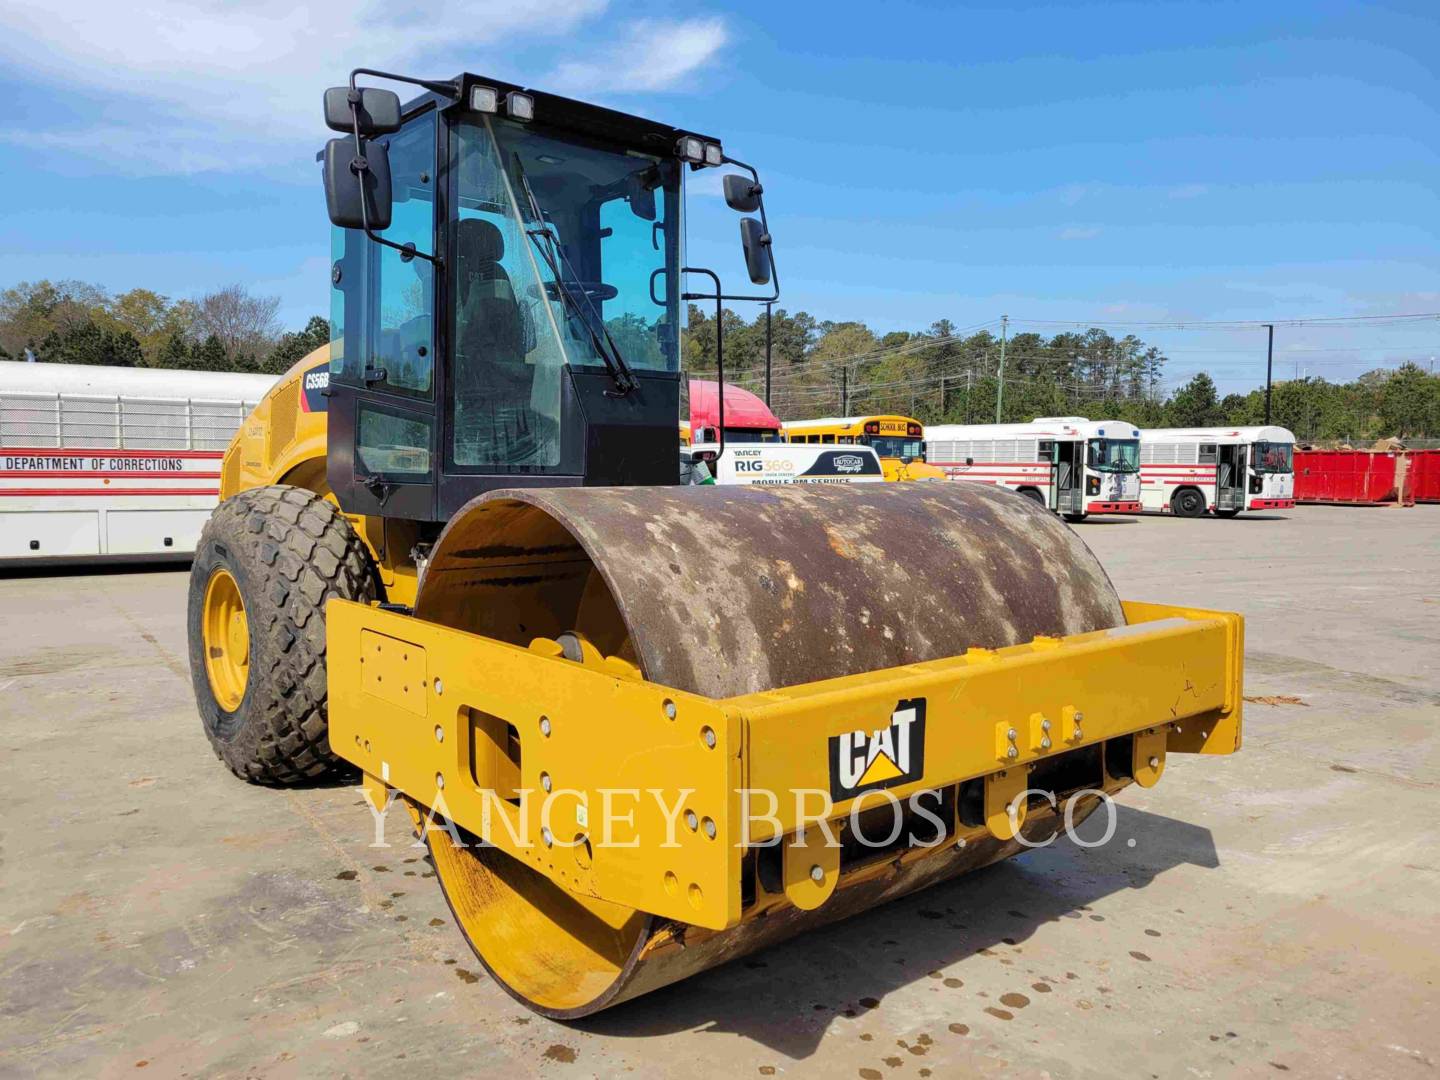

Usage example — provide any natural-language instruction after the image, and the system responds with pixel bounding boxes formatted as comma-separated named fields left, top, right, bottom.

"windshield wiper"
left=513, top=158, right=637, bottom=396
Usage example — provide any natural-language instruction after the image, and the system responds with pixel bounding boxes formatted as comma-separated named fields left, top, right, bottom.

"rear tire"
left=1171, top=487, right=1206, bottom=518
left=188, top=485, right=378, bottom=785
left=1018, top=487, right=1046, bottom=507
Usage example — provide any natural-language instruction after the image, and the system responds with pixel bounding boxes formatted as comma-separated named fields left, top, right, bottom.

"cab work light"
left=703, top=142, right=723, bottom=166
left=470, top=85, right=499, bottom=113
left=677, top=136, right=705, bottom=163
left=506, top=91, right=535, bottom=121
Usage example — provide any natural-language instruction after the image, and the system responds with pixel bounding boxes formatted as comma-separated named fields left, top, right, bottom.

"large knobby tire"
left=1171, top=487, right=1207, bottom=518
left=188, top=485, right=378, bottom=784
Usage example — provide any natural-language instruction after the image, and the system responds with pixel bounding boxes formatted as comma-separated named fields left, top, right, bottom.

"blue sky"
left=1, top=0, right=1436, bottom=393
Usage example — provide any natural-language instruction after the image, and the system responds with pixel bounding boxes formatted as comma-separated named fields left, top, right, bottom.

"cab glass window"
left=357, top=405, right=431, bottom=477
left=371, top=112, right=436, bottom=397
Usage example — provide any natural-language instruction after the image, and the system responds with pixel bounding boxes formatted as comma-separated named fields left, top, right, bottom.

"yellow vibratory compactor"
left=188, top=68, right=1244, bottom=1017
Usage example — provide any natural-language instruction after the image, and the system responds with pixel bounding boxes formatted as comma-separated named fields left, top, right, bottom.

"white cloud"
left=1058, top=225, right=1102, bottom=241
left=0, top=1, right=726, bottom=174
left=547, top=17, right=728, bottom=94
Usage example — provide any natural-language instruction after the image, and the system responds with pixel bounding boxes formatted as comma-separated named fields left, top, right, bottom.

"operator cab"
left=321, top=71, right=776, bottom=521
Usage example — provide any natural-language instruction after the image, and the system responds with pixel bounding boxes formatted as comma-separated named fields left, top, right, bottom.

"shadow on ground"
left=0, top=558, right=190, bottom=580
left=575, top=804, right=1217, bottom=1059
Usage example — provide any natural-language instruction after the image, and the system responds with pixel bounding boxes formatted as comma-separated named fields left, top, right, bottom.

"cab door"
left=327, top=107, right=440, bottom=521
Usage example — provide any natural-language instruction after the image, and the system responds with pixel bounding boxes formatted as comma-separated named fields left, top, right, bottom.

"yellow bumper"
left=328, top=599, right=1242, bottom=932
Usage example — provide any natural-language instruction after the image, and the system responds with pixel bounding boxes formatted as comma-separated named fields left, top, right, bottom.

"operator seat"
left=455, top=217, right=526, bottom=364
left=452, top=217, right=547, bottom=465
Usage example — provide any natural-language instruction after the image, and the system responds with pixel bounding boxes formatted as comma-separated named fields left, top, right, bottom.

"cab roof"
left=688, top=380, right=780, bottom=432
left=401, top=72, right=720, bottom=157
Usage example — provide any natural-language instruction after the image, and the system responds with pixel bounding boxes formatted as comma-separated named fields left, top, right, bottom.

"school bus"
left=781, top=415, right=946, bottom=481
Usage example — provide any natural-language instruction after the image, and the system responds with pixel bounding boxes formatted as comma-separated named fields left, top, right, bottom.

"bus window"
left=865, top=435, right=925, bottom=460
left=1199, top=443, right=1218, bottom=464
left=822, top=434, right=835, bottom=444
left=1253, top=442, right=1294, bottom=473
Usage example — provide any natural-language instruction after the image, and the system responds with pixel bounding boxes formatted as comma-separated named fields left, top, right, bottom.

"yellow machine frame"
left=328, top=597, right=1241, bottom=931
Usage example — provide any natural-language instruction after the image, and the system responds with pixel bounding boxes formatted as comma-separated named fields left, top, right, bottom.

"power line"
left=1008, top=312, right=1440, bottom=330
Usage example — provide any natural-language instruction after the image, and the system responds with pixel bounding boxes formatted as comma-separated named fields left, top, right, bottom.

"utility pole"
left=840, top=364, right=848, bottom=415
left=1263, top=323, right=1274, bottom=424
left=965, top=369, right=973, bottom=423
left=994, top=314, right=1008, bottom=422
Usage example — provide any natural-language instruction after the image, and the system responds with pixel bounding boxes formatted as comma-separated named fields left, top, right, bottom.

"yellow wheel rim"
left=202, top=568, right=249, bottom=711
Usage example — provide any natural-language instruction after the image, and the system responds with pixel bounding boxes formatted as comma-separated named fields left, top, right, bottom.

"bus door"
left=1216, top=444, right=1246, bottom=511
left=1054, top=440, right=1083, bottom=514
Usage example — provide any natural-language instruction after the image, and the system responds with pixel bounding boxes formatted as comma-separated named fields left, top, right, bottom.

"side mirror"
left=324, top=87, right=402, bottom=135
left=739, top=217, right=771, bottom=285
left=323, top=137, right=393, bottom=231
left=723, top=173, right=761, bottom=212
left=628, top=174, right=657, bottom=221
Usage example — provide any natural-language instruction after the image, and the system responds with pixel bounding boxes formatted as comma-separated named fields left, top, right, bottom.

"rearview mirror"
left=628, top=174, right=657, bottom=221
left=723, top=173, right=761, bottom=212
left=323, top=137, right=393, bottom=231
left=324, top=87, right=402, bottom=135
left=739, top=217, right=770, bottom=285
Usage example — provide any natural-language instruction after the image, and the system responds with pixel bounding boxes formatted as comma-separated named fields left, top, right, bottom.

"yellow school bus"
left=781, top=415, right=946, bottom=481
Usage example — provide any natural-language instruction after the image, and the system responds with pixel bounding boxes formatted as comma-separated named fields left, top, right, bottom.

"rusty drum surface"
left=415, top=482, right=1123, bottom=697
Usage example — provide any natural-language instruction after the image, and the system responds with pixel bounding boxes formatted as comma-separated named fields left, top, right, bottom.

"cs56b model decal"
left=828, top=698, right=927, bottom=800
left=301, top=364, right=330, bottom=412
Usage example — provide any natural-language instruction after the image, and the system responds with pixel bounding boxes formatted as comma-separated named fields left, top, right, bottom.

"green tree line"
left=0, top=279, right=329, bottom=376
left=681, top=305, right=1440, bottom=441
left=8, top=280, right=1436, bottom=440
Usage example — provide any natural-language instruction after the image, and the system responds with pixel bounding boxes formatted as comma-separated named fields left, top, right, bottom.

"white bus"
left=925, top=417, right=1142, bottom=521
left=0, top=360, right=278, bottom=563
left=1139, top=425, right=1296, bottom=517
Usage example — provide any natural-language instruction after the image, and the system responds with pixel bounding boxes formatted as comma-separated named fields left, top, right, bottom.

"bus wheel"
left=1171, top=487, right=1206, bottom=518
left=188, top=485, right=378, bottom=785
left=1063, top=512, right=1087, bottom=524
left=1018, top=487, right=1045, bottom=507
left=1215, top=508, right=1241, bottom=519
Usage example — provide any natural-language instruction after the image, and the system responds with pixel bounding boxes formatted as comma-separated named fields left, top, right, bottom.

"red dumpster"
left=1409, top=449, right=1440, bottom=503
left=1293, top=449, right=1415, bottom=506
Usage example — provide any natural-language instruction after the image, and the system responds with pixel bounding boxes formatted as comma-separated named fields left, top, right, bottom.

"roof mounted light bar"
left=677, top=136, right=723, bottom=167
left=468, top=84, right=535, bottom=122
